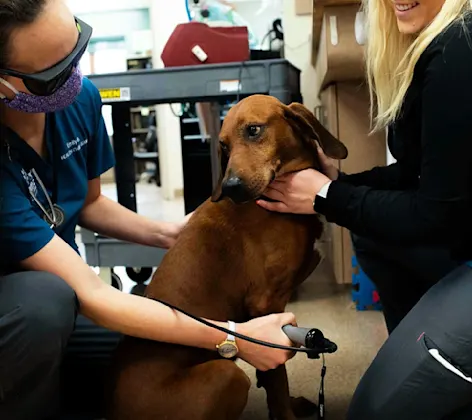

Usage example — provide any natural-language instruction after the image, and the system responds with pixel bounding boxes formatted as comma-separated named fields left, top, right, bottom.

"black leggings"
left=348, top=235, right=472, bottom=419
left=0, top=271, right=122, bottom=420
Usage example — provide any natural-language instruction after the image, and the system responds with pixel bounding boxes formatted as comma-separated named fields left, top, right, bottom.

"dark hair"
left=0, top=0, right=47, bottom=69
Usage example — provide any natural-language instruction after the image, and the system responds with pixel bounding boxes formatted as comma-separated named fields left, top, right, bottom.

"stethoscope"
left=28, top=166, right=65, bottom=229
left=3, top=118, right=65, bottom=230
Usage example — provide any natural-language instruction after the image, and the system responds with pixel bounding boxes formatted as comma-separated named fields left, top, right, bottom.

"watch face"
left=218, top=342, right=238, bottom=359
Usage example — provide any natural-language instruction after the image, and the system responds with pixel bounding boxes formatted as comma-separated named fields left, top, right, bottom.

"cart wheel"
left=126, top=267, right=153, bottom=283
left=131, top=283, right=147, bottom=297
left=111, top=272, right=123, bottom=291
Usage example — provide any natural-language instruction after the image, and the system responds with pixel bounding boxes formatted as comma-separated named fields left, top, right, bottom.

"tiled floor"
left=238, top=258, right=388, bottom=420
left=101, top=181, right=187, bottom=222
left=77, top=181, right=388, bottom=419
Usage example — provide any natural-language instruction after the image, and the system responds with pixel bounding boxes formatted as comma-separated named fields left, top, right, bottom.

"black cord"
left=319, top=353, right=326, bottom=419
left=147, top=296, right=332, bottom=418
left=169, top=103, right=183, bottom=118
left=169, top=103, right=191, bottom=118
left=148, top=296, right=320, bottom=356
left=261, top=30, right=276, bottom=50
left=260, top=20, right=283, bottom=52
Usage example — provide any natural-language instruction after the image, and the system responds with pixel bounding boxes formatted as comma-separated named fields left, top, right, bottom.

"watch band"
left=227, top=320, right=236, bottom=341
left=216, top=321, right=239, bottom=359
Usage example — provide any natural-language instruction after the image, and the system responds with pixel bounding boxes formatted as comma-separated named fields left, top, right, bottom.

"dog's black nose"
left=221, top=172, right=253, bottom=204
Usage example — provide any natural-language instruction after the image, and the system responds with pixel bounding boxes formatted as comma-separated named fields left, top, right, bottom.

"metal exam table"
left=81, top=59, right=302, bottom=285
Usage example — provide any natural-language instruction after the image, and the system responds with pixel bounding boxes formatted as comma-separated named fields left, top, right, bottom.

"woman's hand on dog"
left=236, top=312, right=298, bottom=371
left=256, top=168, right=331, bottom=214
left=160, top=212, right=195, bottom=248
left=317, top=145, right=340, bottom=181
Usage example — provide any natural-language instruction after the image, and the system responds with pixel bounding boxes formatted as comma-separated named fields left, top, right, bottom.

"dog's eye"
left=246, top=125, right=262, bottom=139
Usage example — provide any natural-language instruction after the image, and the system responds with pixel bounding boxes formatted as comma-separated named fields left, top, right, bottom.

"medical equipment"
left=3, top=116, right=65, bottom=230
left=28, top=167, right=65, bottom=229
left=150, top=296, right=338, bottom=419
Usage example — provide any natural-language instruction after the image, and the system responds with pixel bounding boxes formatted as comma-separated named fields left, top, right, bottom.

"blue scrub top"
left=0, top=77, right=115, bottom=275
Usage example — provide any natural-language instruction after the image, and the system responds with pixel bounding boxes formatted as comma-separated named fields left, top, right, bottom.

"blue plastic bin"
left=352, top=255, right=383, bottom=311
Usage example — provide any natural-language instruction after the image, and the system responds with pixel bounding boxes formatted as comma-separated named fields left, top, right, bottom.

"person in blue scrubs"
left=0, top=1, right=298, bottom=419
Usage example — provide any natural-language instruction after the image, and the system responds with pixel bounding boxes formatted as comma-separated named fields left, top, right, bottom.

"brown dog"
left=106, top=94, right=348, bottom=420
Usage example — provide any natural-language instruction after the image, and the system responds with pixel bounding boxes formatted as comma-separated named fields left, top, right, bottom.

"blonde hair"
left=363, top=0, right=472, bottom=132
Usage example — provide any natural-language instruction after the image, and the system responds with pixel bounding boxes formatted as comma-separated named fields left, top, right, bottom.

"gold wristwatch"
left=216, top=321, right=239, bottom=359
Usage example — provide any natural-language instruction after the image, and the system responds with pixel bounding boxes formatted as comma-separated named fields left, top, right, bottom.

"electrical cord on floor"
left=319, top=354, right=326, bottom=419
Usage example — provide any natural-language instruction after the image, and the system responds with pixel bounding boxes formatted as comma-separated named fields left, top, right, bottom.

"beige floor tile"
left=100, top=181, right=186, bottom=223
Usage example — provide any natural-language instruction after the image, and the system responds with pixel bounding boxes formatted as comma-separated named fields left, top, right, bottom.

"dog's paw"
left=290, top=396, right=317, bottom=418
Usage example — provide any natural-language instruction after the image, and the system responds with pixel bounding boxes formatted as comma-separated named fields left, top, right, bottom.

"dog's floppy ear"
left=285, top=102, right=348, bottom=160
left=211, top=143, right=229, bottom=202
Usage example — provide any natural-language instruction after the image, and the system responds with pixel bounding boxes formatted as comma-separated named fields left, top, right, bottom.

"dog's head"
left=211, top=94, right=348, bottom=203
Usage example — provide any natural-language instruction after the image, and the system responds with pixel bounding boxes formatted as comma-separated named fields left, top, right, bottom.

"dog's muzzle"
left=221, top=171, right=254, bottom=204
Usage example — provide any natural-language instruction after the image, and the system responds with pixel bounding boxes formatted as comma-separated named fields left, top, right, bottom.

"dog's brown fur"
left=106, top=95, right=347, bottom=420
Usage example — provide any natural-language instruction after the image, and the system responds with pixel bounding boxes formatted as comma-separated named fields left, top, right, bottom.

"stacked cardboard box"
left=295, top=0, right=313, bottom=15
left=312, top=2, right=387, bottom=284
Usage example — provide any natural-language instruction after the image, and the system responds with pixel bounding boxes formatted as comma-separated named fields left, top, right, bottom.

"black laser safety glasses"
left=0, top=17, right=92, bottom=96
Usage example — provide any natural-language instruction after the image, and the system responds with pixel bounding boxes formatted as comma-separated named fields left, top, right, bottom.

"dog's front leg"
left=257, top=365, right=295, bottom=420
left=256, top=366, right=318, bottom=420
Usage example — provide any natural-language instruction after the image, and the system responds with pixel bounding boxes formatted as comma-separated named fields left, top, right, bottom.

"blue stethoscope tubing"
left=185, top=0, right=192, bottom=21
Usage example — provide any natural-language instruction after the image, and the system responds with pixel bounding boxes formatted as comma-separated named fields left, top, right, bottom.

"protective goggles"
left=0, top=17, right=92, bottom=96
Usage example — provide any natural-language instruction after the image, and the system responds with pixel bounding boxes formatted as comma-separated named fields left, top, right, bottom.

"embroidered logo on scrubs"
left=21, top=168, right=37, bottom=198
left=61, top=136, right=88, bottom=161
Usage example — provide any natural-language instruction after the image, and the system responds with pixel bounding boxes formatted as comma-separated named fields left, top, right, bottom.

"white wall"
left=281, top=1, right=318, bottom=111
left=75, top=10, right=150, bottom=39
left=149, top=0, right=189, bottom=200
left=67, top=0, right=151, bottom=14
left=68, top=0, right=154, bottom=58
left=231, top=0, right=282, bottom=46
left=77, top=9, right=152, bottom=56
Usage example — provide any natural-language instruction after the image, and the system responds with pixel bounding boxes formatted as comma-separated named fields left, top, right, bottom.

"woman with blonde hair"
left=259, top=0, right=472, bottom=417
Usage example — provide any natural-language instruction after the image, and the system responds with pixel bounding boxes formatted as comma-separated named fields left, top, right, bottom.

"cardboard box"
left=315, top=4, right=366, bottom=93
left=295, top=0, right=313, bottom=15
left=311, top=0, right=361, bottom=61
left=319, top=82, right=387, bottom=284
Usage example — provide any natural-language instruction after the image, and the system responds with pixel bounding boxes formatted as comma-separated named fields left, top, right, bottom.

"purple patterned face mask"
left=0, top=67, right=83, bottom=113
